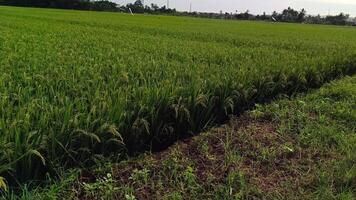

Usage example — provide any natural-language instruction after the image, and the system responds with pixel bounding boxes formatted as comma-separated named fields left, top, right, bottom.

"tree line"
left=0, top=0, right=354, bottom=26
left=0, top=0, right=118, bottom=11
left=187, top=7, right=354, bottom=26
left=0, top=0, right=174, bottom=12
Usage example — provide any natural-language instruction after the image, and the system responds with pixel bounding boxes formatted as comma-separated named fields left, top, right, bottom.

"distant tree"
left=270, top=7, right=307, bottom=23
left=305, top=14, right=323, bottom=24
left=242, top=10, right=250, bottom=19
left=325, top=13, right=349, bottom=25
left=272, top=11, right=279, bottom=20
left=0, top=0, right=103, bottom=10
left=150, top=3, right=159, bottom=11
left=297, top=8, right=306, bottom=22
left=143, top=5, right=150, bottom=12
left=262, top=12, right=267, bottom=20
left=280, top=7, right=299, bottom=22
left=234, top=10, right=252, bottom=20
left=90, top=1, right=117, bottom=11
left=126, top=0, right=144, bottom=13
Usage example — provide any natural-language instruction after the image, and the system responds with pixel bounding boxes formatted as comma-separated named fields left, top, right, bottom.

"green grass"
left=5, top=75, right=355, bottom=200
left=0, top=5, right=356, bottom=186
left=252, top=76, right=356, bottom=199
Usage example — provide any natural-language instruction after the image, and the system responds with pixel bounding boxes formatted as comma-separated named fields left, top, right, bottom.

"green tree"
left=127, top=0, right=144, bottom=13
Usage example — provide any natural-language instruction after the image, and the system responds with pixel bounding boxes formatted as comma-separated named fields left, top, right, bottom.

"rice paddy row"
left=0, top=6, right=355, bottom=185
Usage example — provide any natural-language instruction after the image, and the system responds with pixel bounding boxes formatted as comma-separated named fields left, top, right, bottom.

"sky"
left=114, top=0, right=356, bottom=16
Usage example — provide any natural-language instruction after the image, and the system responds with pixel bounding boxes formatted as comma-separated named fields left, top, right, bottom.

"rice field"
left=0, top=6, right=355, bottom=184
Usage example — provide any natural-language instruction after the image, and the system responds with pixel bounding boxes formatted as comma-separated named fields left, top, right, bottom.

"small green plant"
left=82, top=173, right=118, bottom=200
left=249, top=104, right=265, bottom=119
left=162, top=150, right=183, bottom=182
left=129, top=168, right=150, bottom=185
left=227, top=171, right=246, bottom=199
left=164, top=191, right=183, bottom=200
left=221, top=128, right=241, bottom=167
left=183, top=166, right=196, bottom=187
left=120, top=185, right=136, bottom=200
left=125, top=194, right=137, bottom=200
left=199, top=140, right=212, bottom=159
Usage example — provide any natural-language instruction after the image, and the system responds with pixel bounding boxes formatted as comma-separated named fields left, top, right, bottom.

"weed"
left=82, top=173, right=118, bottom=200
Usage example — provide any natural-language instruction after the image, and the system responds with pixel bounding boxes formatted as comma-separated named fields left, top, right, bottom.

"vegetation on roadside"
left=3, top=75, right=355, bottom=200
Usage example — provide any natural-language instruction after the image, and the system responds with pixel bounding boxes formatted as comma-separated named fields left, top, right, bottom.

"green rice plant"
left=0, top=177, right=6, bottom=191
left=0, top=5, right=355, bottom=185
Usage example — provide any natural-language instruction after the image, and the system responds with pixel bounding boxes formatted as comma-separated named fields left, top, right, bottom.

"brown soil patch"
left=75, top=116, right=335, bottom=199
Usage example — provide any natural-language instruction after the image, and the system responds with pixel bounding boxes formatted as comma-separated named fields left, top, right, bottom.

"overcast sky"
left=115, top=0, right=356, bottom=16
